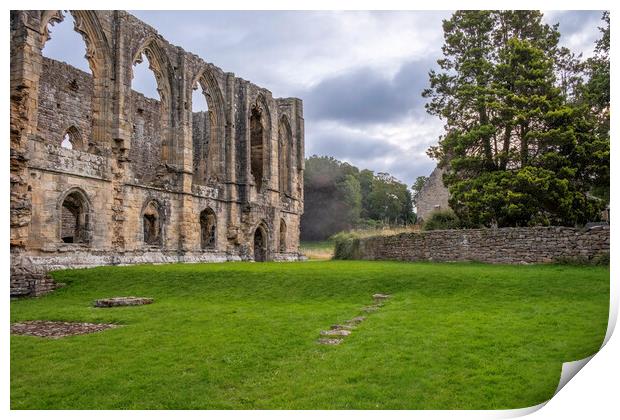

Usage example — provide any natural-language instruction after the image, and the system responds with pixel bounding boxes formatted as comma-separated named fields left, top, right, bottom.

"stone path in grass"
left=317, top=293, right=391, bottom=345
left=10, top=321, right=119, bottom=339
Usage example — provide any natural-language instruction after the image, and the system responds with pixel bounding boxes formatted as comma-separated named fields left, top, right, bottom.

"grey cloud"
left=307, top=126, right=397, bottom=161
left=548, top=10, right=604, bottom=37
left=305, top=117, right=443, bottom=185
left=386, top=158, right=437, bottom=187
left=303, top=58, right=437, bottom=124
left=545, top=10, right=605, bottom=57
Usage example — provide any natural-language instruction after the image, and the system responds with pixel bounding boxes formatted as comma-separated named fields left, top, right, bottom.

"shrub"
left=422, top=210, right=460, bottom=231
left=556, top=252, right=610, bottom=266
left=331, top=232, right=361, bottom=260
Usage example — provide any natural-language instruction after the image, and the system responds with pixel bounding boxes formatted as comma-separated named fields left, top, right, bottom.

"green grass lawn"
left=10, top=261, right=609, bottom=409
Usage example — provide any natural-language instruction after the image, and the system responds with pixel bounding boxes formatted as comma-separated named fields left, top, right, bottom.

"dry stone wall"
left=344, top=226, right=609, bottom=264
left=10, top=10, right=305, bottom=296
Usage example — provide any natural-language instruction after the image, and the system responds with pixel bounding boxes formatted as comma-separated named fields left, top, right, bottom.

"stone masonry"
left=415, top=166, right=450, bottom=223
left=10, top=10, right=305, bottom=296
left=344, top=226, right=610, bottom=264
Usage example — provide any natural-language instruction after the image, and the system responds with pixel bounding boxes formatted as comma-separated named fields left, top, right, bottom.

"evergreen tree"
left=423, top=10, right=608, bottom=227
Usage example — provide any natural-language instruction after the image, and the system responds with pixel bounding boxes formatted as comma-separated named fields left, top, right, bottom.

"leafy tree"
left=411, top=176, right=429, bottom=206
left=423, top=10, right=608, bottom=227
left=358, top=169, right=375, bottom=219
left=301, top=156, right=358, bottom=240
left=366, top=173, right=413, bottom=224
left=336, top=174, right=362, bottom=226
left=301, top=156, right=415, bottom=240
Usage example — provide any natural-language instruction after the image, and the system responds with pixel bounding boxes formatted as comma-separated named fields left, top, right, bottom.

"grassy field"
left=300, top=240, right=334, bottom=260
left=11, top=261, right=609, bottom=409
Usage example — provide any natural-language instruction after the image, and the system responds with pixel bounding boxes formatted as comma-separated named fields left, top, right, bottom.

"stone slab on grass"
left=94, top=297, right=154, bottom=307
left=10, top=321, right=118, bottom=339
left=321, top=329, right=351, bottom=337
left=317, top=338, right=343, bottom=345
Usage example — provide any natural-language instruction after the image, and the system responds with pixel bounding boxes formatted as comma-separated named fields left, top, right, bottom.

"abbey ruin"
left=10, top=10, right=305, bottom=296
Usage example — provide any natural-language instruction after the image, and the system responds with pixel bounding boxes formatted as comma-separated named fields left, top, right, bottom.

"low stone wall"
left=337, top=226, right=609, bottom=264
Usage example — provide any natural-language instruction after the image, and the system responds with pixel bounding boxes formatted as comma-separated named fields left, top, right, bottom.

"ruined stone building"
left=415, top=166, right=450, bottom=222
left=10, top=10, right=305, bottom=296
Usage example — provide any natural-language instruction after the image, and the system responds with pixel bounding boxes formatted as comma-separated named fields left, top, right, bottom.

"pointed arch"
left=249, top=94, right=271, bottom=192
left=39, top=10, right=113, bottom=150
left=131, top=38, right=173, bottom=108
left=141, top=199, right=164, bottom=247
left=57, top=187, right=92, bottom=244
left=199, top=207, right=217, bottom=249
left=131, top=37, right=175, bottom=164
left=253, top=221, right=269, bottom=262
left=191, top=66, right=226, bottom=185
left=61, top=125, right=82, bottom=150
left=41, top=11, right=112, bottom=77
left=278, top=115, right=292, bottom=196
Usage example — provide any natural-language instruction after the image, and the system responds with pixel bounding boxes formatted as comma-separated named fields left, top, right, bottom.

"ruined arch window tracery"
left=278, top=117, right=292, bottom=196
left=131, top=52, right=160, bottom=100
left=190, top=68, right=226, bottom=187
left=191, top=81, right=217, bottom=185
left=38, top=11, right=103, bottom=153
left=130, top=43, right=173, bottom=178
left=142, top=200, right=163, bottom=246
left=59, top=189, right=90, bottom=244
left=41, top=11, right=91, bottom=75
left=200, top=208, right=217, bottom=249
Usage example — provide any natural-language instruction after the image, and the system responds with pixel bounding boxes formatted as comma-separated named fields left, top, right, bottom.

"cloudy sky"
left=43, top=10, right=605, bottom=187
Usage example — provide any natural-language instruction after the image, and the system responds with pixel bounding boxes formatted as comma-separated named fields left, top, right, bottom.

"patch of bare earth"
left=10, top=321, right=119, bottom=339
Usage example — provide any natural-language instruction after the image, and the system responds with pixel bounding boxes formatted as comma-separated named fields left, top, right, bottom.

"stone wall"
left=10, top=10, right=306, bottom=296
left=339, top=226, right=609, bottom=264
left=37, top=58, right=94, bottom=151
left=129, top=91, right=164, bottom=184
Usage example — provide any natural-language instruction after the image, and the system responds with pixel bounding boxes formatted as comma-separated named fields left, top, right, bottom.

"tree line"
left=301, top=155, right=414, bottom=240
left=423, top=10, right=610, bottom=228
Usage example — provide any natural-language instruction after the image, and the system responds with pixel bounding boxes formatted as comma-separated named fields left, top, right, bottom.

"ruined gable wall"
left=416, top=166, right=450, bottom=222
left=10, top=10, right=305, bottom=297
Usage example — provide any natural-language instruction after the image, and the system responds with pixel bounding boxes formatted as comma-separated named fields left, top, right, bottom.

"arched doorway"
left=200, top=208, right=217, bottom=249
left=59, top=189, right=90, bottom=244
left=142, top=200, right=162, bottom=246
left=253, top=225, right=267, bottom=262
